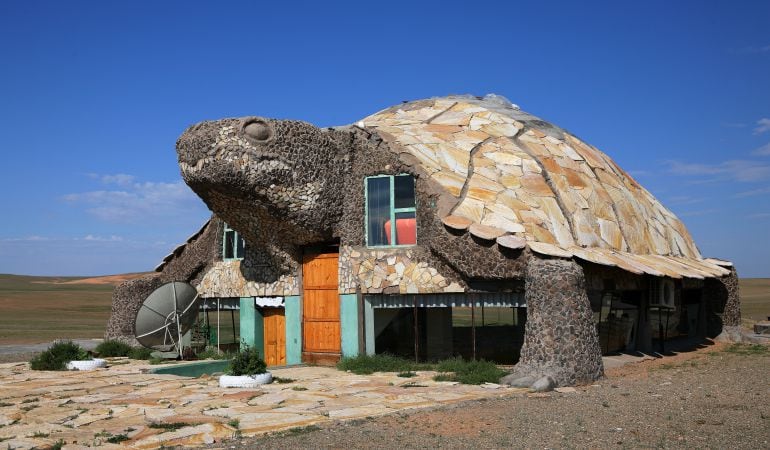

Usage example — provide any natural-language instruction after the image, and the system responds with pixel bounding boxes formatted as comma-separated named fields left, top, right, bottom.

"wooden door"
left=302, top=252, right=340, bottom=363
left=263, top=308, right=286, bottom=366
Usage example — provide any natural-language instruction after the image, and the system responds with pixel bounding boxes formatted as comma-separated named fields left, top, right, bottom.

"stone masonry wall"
left=703, top=266, right=741, bottom=336
left=105, top=216, right=223, bottom=343
left=512, top=257, right=604, bottom=386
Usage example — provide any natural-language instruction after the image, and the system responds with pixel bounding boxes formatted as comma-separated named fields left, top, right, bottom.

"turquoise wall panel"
left=239, top=298, right=264, bottom=355
left=340, top=294, right=359, bottom=357
left=364, top=297, right=375, bottom=355
left=284, top=296, right=302, bottom=365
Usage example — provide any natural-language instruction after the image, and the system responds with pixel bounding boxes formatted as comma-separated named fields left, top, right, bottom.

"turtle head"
left=176, top=116, right=352, bottom=242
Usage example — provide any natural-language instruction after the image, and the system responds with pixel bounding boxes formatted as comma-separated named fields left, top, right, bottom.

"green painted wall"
left=340, top=294, right=359, bottom=357
left=239, top=297, right=264, bottom=355
left=284, top=295, right=302, bottom=365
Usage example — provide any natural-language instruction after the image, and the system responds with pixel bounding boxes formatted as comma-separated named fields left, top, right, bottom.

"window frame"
left=222, top=223, right=246, bottom=260
left=364, top=174, right=417, bottom=248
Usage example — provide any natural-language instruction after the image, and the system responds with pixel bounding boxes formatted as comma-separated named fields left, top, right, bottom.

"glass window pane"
left=393, top=175, right=415, bottom=209
left=393, top=211, right=416, bottom=245
left=367, top=177, right=391, bottom=246
left=224, top=230, right=235, bottom=259
left=236, top=234, right=245, bottom=258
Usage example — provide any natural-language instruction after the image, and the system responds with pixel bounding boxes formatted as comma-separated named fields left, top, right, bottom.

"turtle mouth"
left=179, top=147, right=291, bottom=176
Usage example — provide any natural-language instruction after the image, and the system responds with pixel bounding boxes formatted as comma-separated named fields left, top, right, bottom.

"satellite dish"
left=134, top=281, right=200, bottom=358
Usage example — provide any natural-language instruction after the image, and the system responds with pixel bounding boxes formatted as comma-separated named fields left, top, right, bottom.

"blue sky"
left=1, top=0, right=768, bottom=277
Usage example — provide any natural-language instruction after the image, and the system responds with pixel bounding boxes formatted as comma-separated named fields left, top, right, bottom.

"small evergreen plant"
left=94, top=340, right=133, bottom=357
left=30, top=341, right=89, bottom=371
left=227, top=346, right=267, bottom=376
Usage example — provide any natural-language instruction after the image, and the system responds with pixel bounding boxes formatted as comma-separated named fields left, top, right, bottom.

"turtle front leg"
left=501, top=257, right=604, bottom=390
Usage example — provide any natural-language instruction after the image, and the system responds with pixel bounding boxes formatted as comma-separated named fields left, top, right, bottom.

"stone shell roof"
left=361, top=95, right=730, bottom=279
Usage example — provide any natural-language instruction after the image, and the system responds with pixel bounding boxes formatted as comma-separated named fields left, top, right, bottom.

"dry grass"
left=739, top=278, right=770, bottom=322
left=0, top=273, right=146, bottom=345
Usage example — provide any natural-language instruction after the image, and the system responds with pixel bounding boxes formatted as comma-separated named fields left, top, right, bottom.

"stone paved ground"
left=225, top=342, right=770, bottom=449
left=0, top=360, right=525, bottom=449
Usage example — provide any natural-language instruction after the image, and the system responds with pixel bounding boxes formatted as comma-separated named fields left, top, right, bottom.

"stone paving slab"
left=0, top=360, right=527, bottom=448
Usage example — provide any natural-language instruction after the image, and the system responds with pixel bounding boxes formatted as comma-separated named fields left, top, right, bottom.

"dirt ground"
left=221, top=341, right=769, bottom=449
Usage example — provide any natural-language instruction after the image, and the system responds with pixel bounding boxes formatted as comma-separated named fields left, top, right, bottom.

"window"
left=365, top=174, right=417, bottom=247
left=223, top=223, right=245, bottom=260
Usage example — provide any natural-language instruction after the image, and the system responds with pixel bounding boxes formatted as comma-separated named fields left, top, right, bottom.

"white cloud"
left=63, top=177, right=207, bottom=224
left=1, top=235, right=51, bottom=242
left=747, top=212, right=770, bottom=219
left=665, top=159, right=770, bottom=182
left=81, top=235, right=123, bottom=242
left=754, top=118, right=770, bottom=135
left=734, top=186, right=770, bottom=198
left=743, top=44, right=770, bottom=53
left=678, top=209, right=717, bottom=218
left=753, top=142, right=770, bottom=156
left=666, top=195, right=703, bottom=205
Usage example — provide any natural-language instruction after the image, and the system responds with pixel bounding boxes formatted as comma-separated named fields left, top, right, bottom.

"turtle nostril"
left=244, top=120, right=272, bottom=141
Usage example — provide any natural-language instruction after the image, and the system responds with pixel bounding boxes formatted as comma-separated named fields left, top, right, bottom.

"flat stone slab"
left=0, top=360, right=524, bottom=449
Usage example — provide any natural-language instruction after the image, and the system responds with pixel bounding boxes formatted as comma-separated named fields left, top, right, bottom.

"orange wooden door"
left=263, top=308, right=286, bottom=366
left=302, top=252, right=340, bottom=356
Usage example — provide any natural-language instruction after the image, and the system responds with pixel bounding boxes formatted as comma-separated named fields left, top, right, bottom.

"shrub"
left=433, top=358, right=506, bottom=385
left=30, top=341, right=89, bottom=371
left=227, top=346, right=267, bottom=376
left=94, top=340, right=133, bottom=357
left=196, top=347, right=232, bottom=360
left=129, top=347, right=154, bottom=360
left=336, top=354, right=430, bottom=375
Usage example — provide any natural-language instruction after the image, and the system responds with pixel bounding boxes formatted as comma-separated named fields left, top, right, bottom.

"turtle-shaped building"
left=106, top=95, right=740, bottom=387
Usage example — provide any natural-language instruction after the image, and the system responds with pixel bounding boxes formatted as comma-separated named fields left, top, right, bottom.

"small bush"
left=336, top=354, right=429, bottom=375
left=30, top=341, right=89, bottom=371
left=397, top=371, right=416, bottom=378
left=106, top=434, right=129, bottom=444
left=434, top=358, right=506, bottom=385
left=227, top=346, right=267, bottom=376
left=129, top=347, right=154, bottom=360
left=196, top=347, right=232, bottom=360
left=94, top=340, right=133, bottom=357
left=148, top=422, right=200, bottom=431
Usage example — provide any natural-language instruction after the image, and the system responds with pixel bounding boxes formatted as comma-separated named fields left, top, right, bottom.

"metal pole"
left=172, top=283, right=183, bottom=358
left=607, top=294, right=614, bottom=354
left=217, top=298, right=221, bottom=353
left=471, top=294, right=476, bottom=361
left=231, top=308, right=236, bottom=345
left=413, top=296, right=419, bottom=362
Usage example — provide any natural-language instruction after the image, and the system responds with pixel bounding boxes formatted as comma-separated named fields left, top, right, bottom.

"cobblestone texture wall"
left=105, top=216, right=223, bottom=344
left=703, top=266, right=741, bottom=335
left=514, top=258, right=604, bottom=386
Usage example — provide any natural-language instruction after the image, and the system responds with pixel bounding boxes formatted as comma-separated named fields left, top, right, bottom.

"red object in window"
left=384, top=218, right=416, bottom=245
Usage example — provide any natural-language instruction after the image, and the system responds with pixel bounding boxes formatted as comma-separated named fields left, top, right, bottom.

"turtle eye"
left=243, top=120, right=272, bottom=141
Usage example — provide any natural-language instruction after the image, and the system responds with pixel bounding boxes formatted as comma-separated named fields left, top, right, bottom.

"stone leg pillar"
left=703, top=266, right=741, bottom=337
left=502, top=258, right=603, bottom=389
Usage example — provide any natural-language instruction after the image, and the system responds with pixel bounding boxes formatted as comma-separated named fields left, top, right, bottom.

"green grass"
left=337, top=354, right=506, bottom=385
left=106, top=434, right=130, bottom=444
left=433, top=357, right=508, bottom=385
left=95, top=340, right=133, bottom=357
left=148, top=422, right=201, bottom=431
left=723, top=343, right=769, bottom=356
left=336, top=354, right=432, bottom=374
left=273, top=376, right=296, bottom=384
